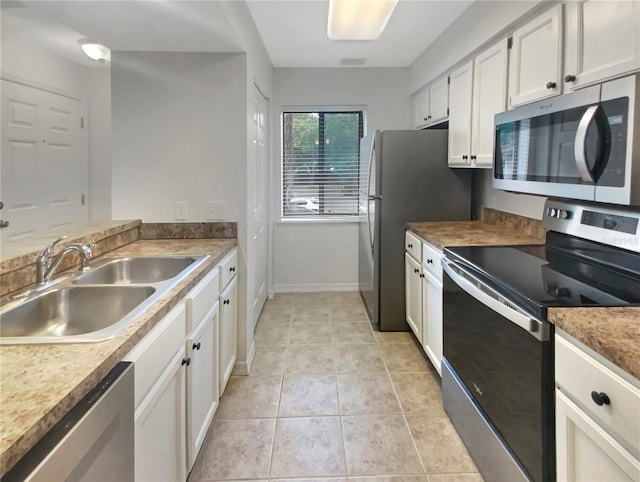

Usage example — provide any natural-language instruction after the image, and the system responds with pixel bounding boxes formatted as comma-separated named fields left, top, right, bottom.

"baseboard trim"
left=272, top=283, right=359, bottom=293
left=232, top=341, right=256, bottom=376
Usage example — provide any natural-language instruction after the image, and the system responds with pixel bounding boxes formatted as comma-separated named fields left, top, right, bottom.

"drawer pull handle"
left=223, top=299, right=230, bottom=305
left=182, top=357, right=191, bottom=366
left=591, top=391, right=610, bottom=406
left=193, top=342, right=201, bottom=351
left=229, top=266, right=236, bottom=272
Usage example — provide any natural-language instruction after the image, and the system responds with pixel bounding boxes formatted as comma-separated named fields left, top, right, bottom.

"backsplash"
left=0, top=221, right=238, bottom=297
left=483, top=208, right=547, bottom=240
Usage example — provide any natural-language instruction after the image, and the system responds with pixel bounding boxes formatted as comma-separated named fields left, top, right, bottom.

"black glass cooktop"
left=444, top=232, right=640, bottom=318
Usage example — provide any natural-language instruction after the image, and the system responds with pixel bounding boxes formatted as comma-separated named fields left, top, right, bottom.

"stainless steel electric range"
left=441, top=198, right=640, bottom=482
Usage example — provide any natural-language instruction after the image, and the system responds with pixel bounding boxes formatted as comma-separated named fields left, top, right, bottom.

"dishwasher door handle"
left=442, top=258, right=549, bottom=341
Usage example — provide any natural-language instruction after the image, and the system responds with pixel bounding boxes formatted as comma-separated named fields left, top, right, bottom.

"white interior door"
left=1, top=79, right=88, bottom=243
left=251, top=85, right=268, bottom=331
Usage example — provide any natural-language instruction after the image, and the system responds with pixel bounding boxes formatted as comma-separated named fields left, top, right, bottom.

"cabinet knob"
left=423, top=117, right=428, bottom=122
left=591, top=391, right=610, bottom=406
left=193, top=342, right=201, bottom=351
left=462, top=155, right=468, bottom=160
left=564, top=74, right=576, bottom=83
left=229, top=266, right=236, bottom=272
left=408, top=243, right=413, bottom=248
left=413, top=268, right=419, bottom=274
left=427, top=115, right=432, bottom=120
left=182, top=357, right=191, bottom=366
left=426, top=259, right=433, bottom=264
left=223, top=299, right=230, bottom=305
left=419, top=273, right=425, bottom=278
left=470, top=155, right=477, bottom=160
left=546, top=81, right=557, bottom=89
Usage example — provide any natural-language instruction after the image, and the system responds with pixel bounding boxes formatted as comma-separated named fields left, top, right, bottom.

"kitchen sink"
left=0, top=286, right=156, bottom=341
left=73, top=256, right=201, bottom=285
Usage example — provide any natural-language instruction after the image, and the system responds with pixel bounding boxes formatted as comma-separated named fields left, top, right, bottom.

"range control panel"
left=542, top=199, right=640, bottom=253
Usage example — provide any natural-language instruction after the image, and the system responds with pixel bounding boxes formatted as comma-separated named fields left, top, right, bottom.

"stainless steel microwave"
left=493, top=75, right=640, bottom=206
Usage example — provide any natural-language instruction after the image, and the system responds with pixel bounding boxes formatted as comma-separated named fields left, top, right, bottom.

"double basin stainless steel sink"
left=0, top=255, right=209, bottom=344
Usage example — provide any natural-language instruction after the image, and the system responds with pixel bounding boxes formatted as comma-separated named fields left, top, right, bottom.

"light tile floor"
left=190, top=292, right=483, bottom=482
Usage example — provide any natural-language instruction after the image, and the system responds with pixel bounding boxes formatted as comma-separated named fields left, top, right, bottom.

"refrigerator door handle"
left=366, top=141, right=376, bottom=253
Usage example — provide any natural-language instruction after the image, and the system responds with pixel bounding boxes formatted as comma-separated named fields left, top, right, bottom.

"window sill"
left=276, top=216, right=360, bottom=225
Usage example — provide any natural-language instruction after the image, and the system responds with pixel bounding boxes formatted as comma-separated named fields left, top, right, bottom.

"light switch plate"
left=207, top=201, right=227, bottom=220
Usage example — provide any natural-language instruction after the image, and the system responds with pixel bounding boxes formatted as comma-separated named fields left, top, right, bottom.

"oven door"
left=442, top=258, right=554, bottom=482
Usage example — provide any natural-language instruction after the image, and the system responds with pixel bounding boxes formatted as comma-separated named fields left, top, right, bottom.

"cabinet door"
left=448, top=60, right=473, bottom=167
left=405, top=253, right=422, bottom=340
left=414, top=89, right=430, bottom=129
left=556, top=390, right=640, bottom=481
left=508, top=4, right=563, bottom=107
left=429, top=75, right=449, bottom=125
left=219, top=277, right=238, bottom=394
left=472, top=39, right=508, bottom=168
left=422, top=269, right=443, bottom=377
left=186, top=303, right=220, bottom=470
left=134, top=349, right=187, bottom=482
left=564, top=0, right=640, bottom=90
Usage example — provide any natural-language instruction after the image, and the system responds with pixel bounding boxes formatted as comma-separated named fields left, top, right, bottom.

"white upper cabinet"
left=413, top=88, right=430, bottom=129
left=448, top=39, right=507, bottom=168
left=413, top=75, right=449, bottom=129
left=564, top=0, right=640, bottom=90
left=471, top=38, right=508, bottom=167
left=429, top=76, right=449, bottom=125
left=448, top=60, right=474, bottom=166
left=508, top=4, right=563, bottom=108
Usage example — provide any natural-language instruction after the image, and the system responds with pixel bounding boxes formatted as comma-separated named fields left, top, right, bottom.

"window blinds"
left=282, top=111, right=363, bottom=217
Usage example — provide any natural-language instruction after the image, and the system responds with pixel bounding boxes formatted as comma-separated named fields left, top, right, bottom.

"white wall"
left=111, top=52, right=247, bottom=223
left=272, top=67, right=411, bottom=291
left=0, top=35, right=112, bottom=222
left=409, top=0, right=553, bottom=220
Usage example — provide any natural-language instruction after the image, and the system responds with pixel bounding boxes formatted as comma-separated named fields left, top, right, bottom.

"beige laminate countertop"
left=0, top=239, right=236, bottom=477
left=548, top=307, right=640, bottom=381
left=406, top=220, right=545, bottom=249
left=406, top=219, right=639, bottom=383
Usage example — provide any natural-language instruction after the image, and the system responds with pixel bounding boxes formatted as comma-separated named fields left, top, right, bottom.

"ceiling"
left=246, top=0, right=472, bottom=68
left=5, top=1, right=473, bottom=69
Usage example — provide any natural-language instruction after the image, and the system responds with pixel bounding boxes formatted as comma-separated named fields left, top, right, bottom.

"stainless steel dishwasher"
left=4, top=362, right=134, bottom=481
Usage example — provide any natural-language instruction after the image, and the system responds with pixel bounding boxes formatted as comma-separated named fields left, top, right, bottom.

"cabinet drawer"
left=186, top=266, right=220, bottom=333
left=219, top=248, right=238, bottom=291
left=124, top=303, right=186, bottom=409
left=422, top=241, right=443, bottom=279
left=555, top=334, right=640, bottom=456
left=405, top=231, right=422, bottom=260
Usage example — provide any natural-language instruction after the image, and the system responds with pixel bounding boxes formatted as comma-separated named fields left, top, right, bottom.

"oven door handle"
left=442, top=259, right=549, bottom=342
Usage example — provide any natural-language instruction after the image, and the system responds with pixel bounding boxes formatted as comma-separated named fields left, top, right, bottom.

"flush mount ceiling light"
left=78, top=39, right=110, bottom=63
left=327, top=0, right=398, bottom=40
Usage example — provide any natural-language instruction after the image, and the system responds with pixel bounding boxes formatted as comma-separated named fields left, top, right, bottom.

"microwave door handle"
left=574, top=105, right=599, bottom=183
left=442, top=259, right=549, bottom=342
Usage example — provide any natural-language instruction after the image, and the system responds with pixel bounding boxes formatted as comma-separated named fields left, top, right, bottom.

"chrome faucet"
left=36, top=237, right=95, bottom=284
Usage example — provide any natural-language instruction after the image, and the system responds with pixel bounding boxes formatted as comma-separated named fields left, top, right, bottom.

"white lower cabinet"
left=219, top=275, right=238, bottom=394
left=556, top=390, right=640, bottom=481
left=555, top=332, right=640, bottom=481
left=186, top=301, right=220, bottom=470
left=134, top=348, right=187, bottom=482
left=422, top=268, right=443, bottom=376
left=405, top=252, right=422, bottom=340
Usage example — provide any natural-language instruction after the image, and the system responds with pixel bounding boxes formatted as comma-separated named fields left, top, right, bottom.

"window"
left=282, top=111, right=364, bottom=218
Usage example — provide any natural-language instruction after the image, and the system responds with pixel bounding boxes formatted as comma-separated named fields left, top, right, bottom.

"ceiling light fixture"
left=78, top=39, right=110, bottom=63
left=327, top=0, right=398, bottom=40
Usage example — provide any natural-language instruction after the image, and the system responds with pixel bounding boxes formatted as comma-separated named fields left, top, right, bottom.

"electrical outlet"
left=175, top=201, right=188, bottom=220
left=206, top=201, right=227, bottom=220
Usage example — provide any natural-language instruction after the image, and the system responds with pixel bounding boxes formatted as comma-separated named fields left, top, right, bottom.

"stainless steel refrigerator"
left=358, top=130, right=471, bottom=331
